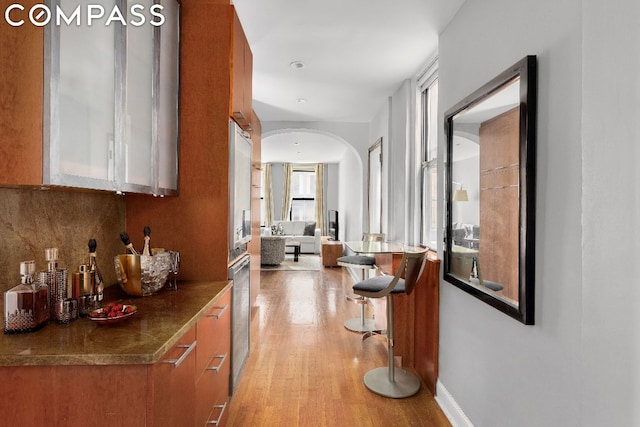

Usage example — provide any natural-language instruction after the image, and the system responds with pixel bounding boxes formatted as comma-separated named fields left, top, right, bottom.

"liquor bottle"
left=470, top=257, right=479, bottom=280
left=142, top=226, right=151, bottom=256
left=88, top=239, right=104, bottom=301
left=120, top=232, right=139, bottom=255
left=4, top=260, right=49, bottom=334
left=38, top=248, right=68, bottom=321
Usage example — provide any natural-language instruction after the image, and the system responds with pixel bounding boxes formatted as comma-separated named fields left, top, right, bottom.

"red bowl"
left=88, top=304, right=137, bottom=326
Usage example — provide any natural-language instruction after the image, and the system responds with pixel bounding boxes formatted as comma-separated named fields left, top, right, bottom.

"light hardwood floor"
left=227, top=258, right=451, bottom=426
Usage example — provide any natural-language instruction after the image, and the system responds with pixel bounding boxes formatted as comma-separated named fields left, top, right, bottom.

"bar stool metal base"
left=363, top=367, right=421, bottom=398
left=343, top=317, right=376, bottom=332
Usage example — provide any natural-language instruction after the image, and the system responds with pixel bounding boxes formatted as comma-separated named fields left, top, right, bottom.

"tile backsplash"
left=0, top=187, right=126, bottom=293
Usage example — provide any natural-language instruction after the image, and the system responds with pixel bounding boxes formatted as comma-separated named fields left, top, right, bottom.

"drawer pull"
left=162, top=341, right=197, bottom=368
left=207, top=304, right=229, bottom=319
left=206, top=402, right=227, bottom=425
left=206, top=353, right=228, bottom=373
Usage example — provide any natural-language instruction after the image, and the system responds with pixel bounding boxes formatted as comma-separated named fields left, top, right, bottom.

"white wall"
left=438, top=0, right=584, bottom=426
left=261, top=121, right=368, bottom=241
left=387, top=81, right=412, bottom=243
left=452, top=156, right=479, bottom=226
left=581, top=0, right=640, bottom=425
left=369, top=98, right=390, bottom=236
left=338, top=152, right=363, bottom=242
left=325, top=163, right=339, bottom=213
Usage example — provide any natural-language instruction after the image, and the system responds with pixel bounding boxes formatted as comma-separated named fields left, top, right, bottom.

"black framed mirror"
left=444, top=55, right=537, bottom=325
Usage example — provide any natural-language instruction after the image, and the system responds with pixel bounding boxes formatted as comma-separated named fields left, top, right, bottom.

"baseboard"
left=435, top=380, right=474, bottom=427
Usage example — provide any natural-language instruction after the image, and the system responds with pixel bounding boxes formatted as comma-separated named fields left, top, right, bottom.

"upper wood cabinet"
left=126, top=1, right=259, bottom=282
left=230, top=7, right=253, bottom=131
left=0, top=0, right=180, bottom=195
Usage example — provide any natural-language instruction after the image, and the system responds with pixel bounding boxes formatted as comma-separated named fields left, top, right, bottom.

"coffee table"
left=285, top=240, right=301, bottom=262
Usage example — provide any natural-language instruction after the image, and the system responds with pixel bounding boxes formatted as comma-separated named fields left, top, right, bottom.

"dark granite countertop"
left=0, top=280, right=232, bottom=366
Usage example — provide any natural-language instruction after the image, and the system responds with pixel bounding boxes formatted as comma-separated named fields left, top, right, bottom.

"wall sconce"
left=453, top=182, right=468, bottom=202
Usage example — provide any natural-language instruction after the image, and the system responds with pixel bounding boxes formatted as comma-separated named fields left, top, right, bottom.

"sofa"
left=452, top=222, right=479, bottom=250
left=270, top=220, right=321, bottom=254
left=260, top=236, right=286, bottom=266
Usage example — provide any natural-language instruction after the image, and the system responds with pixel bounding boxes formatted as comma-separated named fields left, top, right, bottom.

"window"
left=419, top=70, right=439, bottom=248
left=290, top=169, right=315, bottom=221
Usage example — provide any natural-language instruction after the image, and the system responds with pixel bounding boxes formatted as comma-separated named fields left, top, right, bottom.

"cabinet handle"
left=206, top=353, right=228, bottom=373
left=206, top=402, right=227, bottom=425
left=207, top=304, right=229, bottom=319
left=162, top=341, right=197, bottom=368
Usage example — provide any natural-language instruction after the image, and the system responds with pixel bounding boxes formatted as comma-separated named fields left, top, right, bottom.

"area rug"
left=261, top=255, right=321, bottom=271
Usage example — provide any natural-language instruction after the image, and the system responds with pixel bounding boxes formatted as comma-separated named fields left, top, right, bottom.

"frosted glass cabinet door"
left=44, top=0, right=180, bottom=195
left=44, top=0, right=117, bottom=190
left=122, top=2, right=155, bottom=192
left=121, top=0, right=180, bottom=195
left=156, top=0, right=180, bottom=193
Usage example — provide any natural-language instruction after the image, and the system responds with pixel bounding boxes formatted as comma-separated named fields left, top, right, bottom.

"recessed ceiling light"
left=293, top=141, right=300, bottom=145
left=290, top=61, right=305, bottom=69
left=296, top=98, right=307, bottom=104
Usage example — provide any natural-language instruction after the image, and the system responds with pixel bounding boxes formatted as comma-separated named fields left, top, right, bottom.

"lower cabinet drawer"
left=196, top=291, right=231, bottom=379
left=196, top=351, right=230, bottom=427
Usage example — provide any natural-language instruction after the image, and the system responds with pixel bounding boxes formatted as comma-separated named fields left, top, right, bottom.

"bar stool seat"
left=339, top=233, right=385, bottom=333
left=338, top=255, right=377, bottom=332
left=337, top=255, right=376, bottom=266
left=352, top=250, right=427, bottom=398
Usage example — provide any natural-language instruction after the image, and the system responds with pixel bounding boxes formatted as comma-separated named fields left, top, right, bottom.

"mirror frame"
left=444, top=55, right=537, bottom=325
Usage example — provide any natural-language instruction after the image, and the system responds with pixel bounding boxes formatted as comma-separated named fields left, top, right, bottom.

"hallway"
left=227, top=262, right=450, bottom=426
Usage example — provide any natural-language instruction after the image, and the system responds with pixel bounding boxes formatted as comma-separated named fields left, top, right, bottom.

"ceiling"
left=261, top=131, right=348, bottom=164
left=232, top=0, right=466, bottom=161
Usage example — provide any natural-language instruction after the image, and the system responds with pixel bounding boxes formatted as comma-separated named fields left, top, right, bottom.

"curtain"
left=314, top=163, right=325, bottom=234
left=263, top=163, right=274, bottom=226
left=281, top=163, right=293, bottom=220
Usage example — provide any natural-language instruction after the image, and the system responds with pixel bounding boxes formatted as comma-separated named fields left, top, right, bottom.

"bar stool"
left=338, top=233, right=385, bottom=332
left=352, top=250, right=427, bottom=398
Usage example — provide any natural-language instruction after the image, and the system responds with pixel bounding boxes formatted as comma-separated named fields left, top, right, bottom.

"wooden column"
left=247, top=110, right=262, bottom=308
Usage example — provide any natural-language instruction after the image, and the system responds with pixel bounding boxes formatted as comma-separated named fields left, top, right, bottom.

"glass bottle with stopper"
left=142, top=226, right=151, bottom=256
left=88, top=238, right=104, bottom=302
left=120, top=231, right=139, bottom=255
left=470, top=256, right=479, bottom=280
left=38, top=248, right=68, bottom=321
left=4, top=260, right=49, bottom=334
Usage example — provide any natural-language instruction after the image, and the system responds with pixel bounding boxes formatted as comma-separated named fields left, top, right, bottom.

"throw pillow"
left=303, top=222, right=316, bottom=236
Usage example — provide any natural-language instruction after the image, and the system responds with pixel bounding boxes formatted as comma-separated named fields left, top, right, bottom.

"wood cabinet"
left=151, top=327, right=197, bottom=427
left=0, top=283, right=232, bottom=427
left=321, top=239, right=344, bottom=267
left=230, top=7, right=253, bottom=131
left=0, top=0, right=180, bottom=195
left=0, top=1, right=44, bottom=187
left=479, top=107, right=520, bottom=301
left=196, top=288, right=231, bottom=427
left=126, top=1, right=258, bottom=282
left=374, top=251, right=441, bottom=396
left=247, top=110, right=262, bottom=307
